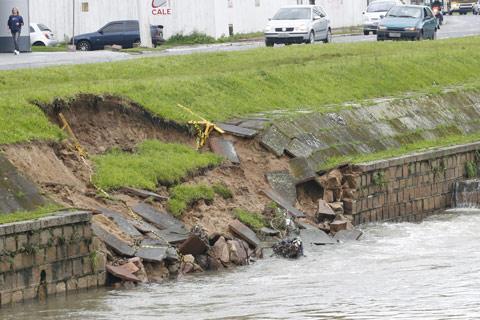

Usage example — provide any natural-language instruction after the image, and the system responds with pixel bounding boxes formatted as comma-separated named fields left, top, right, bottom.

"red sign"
left=152, top=0, right=172, bottom=15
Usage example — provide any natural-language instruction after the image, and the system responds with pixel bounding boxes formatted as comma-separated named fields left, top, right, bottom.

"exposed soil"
left=2, top=95, right=318, bottom=238
left=38, top=94, right=195, bottom=154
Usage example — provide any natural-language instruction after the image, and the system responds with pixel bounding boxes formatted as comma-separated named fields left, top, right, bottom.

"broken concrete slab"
left=0, top=155, right=45, bottom=214
left=131, top=203, right=189, bottom=234
left=260, top=227, right=280, bottom=237
left=106, top=264, right=141, bottom=282
left=260, top=125, right=290, bottom=157
left=265, top=171, right=297, bottom=205
left=317, top=200, right=336, bottom=222
left=156, top=229, right=190, bottom=245
left=121, top=187, right=169, bottom=201
left=135, top=247, right=168, bottom=263
left=209, top=137, right=240, bottom=164
left=333, top=229, right=363, bottom=242
left=229, top=220, right=261, bottom=248
left=217, top=123, right=258, bottom=138
left=262, top=189, right=306, bottom=218
left=289, top=157, right=317, bottom=184
left=92, top=223, right=136, bottom=257
left=98, top=207, right=143, bottom=238
left=300, top=228, right=336, bottom=245
left=178, top=234, right=208, bottom=256
left=237, top=119, right=268, bottom=130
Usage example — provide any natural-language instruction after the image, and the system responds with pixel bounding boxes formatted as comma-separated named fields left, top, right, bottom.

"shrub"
left=213, top=183, right=233, bottom=199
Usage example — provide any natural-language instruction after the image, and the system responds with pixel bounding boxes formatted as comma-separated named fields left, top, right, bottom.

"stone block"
left=11, top=290, right=23, bottom=304
left=46, top=246, right=56, bottom=263
left=23, top=287, right=36, bottom=301
left=77, top=276, right=88, bottom=290
left=87, top=275, right=98, bottom=289
left=47, top=283, right=56, bottom=295
left=97, top=272, right=107, bottom=286
left=72, top=258, right=83, bottom=277
left=5, top=236, right=16, bottom=252
left=66, top=278, right=78, bottom=292
left=39, top=230, right=50, bottom=246
left=0, top=291, right=12, bottom=305
left=55, top=282, right=66, bottom=295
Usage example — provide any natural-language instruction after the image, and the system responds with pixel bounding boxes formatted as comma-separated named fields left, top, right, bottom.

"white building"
left=30, top=0, right=368, bottom=42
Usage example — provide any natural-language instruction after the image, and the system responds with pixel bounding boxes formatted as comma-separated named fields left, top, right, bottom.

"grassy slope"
left=92, top=140, right=222, bottom=190
left=1, top=37, right=480, bottom=146
left=0, top=204, right=62, bottom=224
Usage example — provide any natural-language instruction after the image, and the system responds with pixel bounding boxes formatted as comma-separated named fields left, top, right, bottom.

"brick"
left=83, top=225, right=93, bottom=239
left=402, top=165, right=409, bottom=178
left=72, top=258, right=83, bottom=277
left=5, top=236, right=16, bottom=252
left=56, top=244, right=68, bottom=260
left=56, top=282, right=66, bottom=295
left=77, top=276, right=88, bottom=290
left=28, top=232, right=40, bottom=247
left=67, top=243, right=80, bottom=257
left=63, top=226, right=74, bottom=241
left=16, top=267, right=33, bottom=288
left=46, top=246, right=56, bottom=263
left=11, top=290, right=23, bottom=304
left=23, top=287, right=36, bottom=301
left=79, top=241, right=89, bottom=256
left=34, top=248, right=46, bottom=266
left=82, top=256, right=93, bottom=275
left=39, top=230, right=50, bottom=246
left=0, top=291, right=12, bottom=305
left=66, top=278, right=78, bottom=292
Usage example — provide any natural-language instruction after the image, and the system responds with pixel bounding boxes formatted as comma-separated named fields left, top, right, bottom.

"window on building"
left=309, top=0, right=315, bottom=4
left=228, top=0, right=233, bottom=8
left=255, top=0, right=260, bottom=7
left=81, top=2, right=89, bottom=12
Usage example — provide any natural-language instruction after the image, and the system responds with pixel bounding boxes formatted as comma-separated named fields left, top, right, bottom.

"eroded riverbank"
left=2, top=209, right=479, bottom=320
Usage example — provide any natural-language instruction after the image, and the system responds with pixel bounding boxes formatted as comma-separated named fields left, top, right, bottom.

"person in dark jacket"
left=7, top=8, right=24, bottom=55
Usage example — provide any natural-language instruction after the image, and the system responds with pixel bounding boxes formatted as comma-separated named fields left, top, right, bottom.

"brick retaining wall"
left=0, top=211, right=106, bottom=307
left=344, top=142, right=480, bottom=224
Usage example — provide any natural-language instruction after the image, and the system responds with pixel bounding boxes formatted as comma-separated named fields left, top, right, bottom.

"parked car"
left=377, top=5, right=438, bottom=40
left=72, top=20, right=164, bottom=51
left=363, top=0, right=403, bottom=35
left=448, top=0, right=475, bottom=14
left=29, top=23, right=58, bottom=47
left=264, top=5, right=331, bottom=47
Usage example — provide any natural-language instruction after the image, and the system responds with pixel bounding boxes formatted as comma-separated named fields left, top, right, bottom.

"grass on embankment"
left=3, top=37, right=480, bottom=145
left=92, top=140, right=222, bottom=191
left=0, top=204, right=63, bottom=224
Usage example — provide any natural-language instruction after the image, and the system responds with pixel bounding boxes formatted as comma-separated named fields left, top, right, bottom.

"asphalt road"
left=0, top=14, right=479, bottom=71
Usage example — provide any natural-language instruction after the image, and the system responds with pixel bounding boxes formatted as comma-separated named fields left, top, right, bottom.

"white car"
left=363, top=0, right=403, bottom=35
left=29, top=23, right=58, bottom=46
left=264, top=5, right=331, bottom=47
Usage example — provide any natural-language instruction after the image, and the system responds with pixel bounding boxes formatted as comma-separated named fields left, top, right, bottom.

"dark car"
left=72, top=20, right=163, bottom=51
left=377, top=5, right=438, bottom=41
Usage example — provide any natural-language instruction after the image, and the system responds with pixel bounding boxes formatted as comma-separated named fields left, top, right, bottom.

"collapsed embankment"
left=2, top=88, right=480, bottom=304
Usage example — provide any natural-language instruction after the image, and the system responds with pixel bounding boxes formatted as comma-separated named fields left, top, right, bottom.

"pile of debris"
left=92, top=200, right=264, bottom=287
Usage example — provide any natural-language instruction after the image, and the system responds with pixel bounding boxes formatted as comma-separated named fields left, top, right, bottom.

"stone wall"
left=0, top=211, right=106, bottom=307
left=344, top=142, right=480, bottom=224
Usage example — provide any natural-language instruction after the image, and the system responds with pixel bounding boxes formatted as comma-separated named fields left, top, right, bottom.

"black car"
left=72, top=20, right=164, bottom=51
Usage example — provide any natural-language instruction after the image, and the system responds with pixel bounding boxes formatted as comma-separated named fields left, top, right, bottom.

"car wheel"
left=32, top=41, right=45, bottom=46
left=308, top=31, right=315, bottom=44
left=417, top=30, right=424, bottom=41
left=265, top=39, right=274, bottom=47
left=363, top=30, right=369, bottom=36
left=77, top=40, right=91, bottom=51
left=323, top=29, right=332, bottom=43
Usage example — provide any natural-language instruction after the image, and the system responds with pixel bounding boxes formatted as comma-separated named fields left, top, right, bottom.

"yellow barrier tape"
left=177, top=104, right=224, bottom=149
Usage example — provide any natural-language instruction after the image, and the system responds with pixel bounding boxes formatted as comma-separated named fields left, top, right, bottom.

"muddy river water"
left=1, top=209, right=480, bottom=320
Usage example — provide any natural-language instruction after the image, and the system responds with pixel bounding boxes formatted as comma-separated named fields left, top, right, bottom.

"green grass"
left=92, top=140, right=222, bottom=191
left=3, top=36, right=480, bottom=155
left=212, top=183, right=233, bottom=199
left=319, top=132, right=480, bottom=170
left=234, top=208, right=266, bottom=231
left=0, top=204, right=63, bottom=225
left=167, top=184, right=215, bottom=217
left=31, top=44, right=68, bottom=52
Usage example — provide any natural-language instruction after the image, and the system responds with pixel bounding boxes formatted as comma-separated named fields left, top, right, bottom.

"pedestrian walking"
left=7, top=8, right=24, bottom=55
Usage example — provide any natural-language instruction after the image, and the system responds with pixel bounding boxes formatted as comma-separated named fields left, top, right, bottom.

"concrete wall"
left=0, top=211, right=106, bottom=307
left=344, top=142, right=480, bottom=224
left=30, top=0, right=366, bottom=41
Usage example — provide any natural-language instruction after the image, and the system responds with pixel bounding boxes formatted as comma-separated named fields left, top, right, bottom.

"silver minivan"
left=264, top=5, right=331, bottom=47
